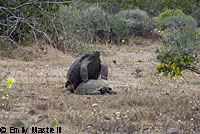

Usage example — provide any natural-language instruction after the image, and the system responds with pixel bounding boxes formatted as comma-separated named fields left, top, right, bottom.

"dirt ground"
left=0, top=38, right=200, bottom=134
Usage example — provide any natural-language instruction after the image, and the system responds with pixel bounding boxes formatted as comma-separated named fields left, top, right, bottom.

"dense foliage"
left=84, top=0, right=200, bottom=16
left=191, top=8, right=200, bottom=26
left=157, top=9, right=198, bottom=31
left=156, top=28, right=200, bottom=77
left=80, top=7, right=154, bottom=43
left=116, top=9, right=154, bottom=36
left=57, top=4, right=154, bottom=44
left=0, top=0, right=71, bottom=48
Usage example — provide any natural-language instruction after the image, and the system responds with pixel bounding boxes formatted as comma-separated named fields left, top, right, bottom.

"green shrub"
left=97, top=0, right=199, bottom=16
left=156, top=28, right=200, bottom=77
left=157, top=9, right=185, bottom=24
left=72, top=1, right=92, bottom=11
left=107, top=14, right=131, bottom=43
left=161, top=15, right=198, bottom=31
left=77, top=6, right=131, bottom=43
left=191, top=8, right=200, bottom=26
left=99, top=0, right=128, bottom=14
left=77, top=6, right=110, bottom=42
left=157, top=9, right=198, bottom=31
left=57, top=5, right=81, bottom=37
left=116, top=9, right=154, bottom=36
left=77, top=7, right=153, bottom=43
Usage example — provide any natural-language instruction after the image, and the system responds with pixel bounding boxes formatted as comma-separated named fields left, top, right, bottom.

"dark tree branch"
left=0, top=36, right=18, bottom=46
left=181, top=64, right=200, bottom=74
left=15, top=1, right=73, bottom=9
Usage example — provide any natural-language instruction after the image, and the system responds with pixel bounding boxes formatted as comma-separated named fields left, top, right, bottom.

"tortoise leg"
left=80, top=63, right=88, bottom=82
left=107, top=90, right=117, bottom=95
left=105, top=88, right=117, bottom=95
left=86, top=91, right=102, bottom=95
left=100, top=63, right=108, bottom=80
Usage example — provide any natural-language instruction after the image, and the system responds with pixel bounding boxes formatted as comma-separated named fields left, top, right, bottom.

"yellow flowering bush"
left=156, top=28, right=200, bottom=77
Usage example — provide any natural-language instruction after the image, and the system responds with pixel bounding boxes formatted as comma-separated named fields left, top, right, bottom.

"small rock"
left=104, top=115, right=111, bottom=120
left=37, top=115, right=48, bottom=123
left=38, top=115, right=48, bottom=120
left=87, top=97, right=91, bottom=99
left=92, top=103, right=98, bottom=107
left=167, top=128, right=179, bottom=134
left=113, top=60, right=117, bottom=65
left=28, top=109, right=36, bottom=115
left=38, top=96, right=49, bottom=100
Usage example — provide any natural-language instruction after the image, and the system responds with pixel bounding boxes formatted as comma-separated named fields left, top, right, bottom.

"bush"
left=57, top=5, right=81, bottom=38
left=77, top=7, right=153, bottom=43
left=99, top=0, right=128, bottom=14
left=157, top=9, right=198, bottom=31
left=157, top=9, right=185, bottom=24
left=161, top=15, right=198, bottom=31
left=156, top=28, right=200, bottom=77
left=116, top=9, right=154, bottom=36
left=92, top=0, right=200, bottom=16
left=191, top=8, right=200, bottom=26
left=0, top=0, right=72, bottom=48
left=107, top=14, right=131, bottom=43
left=77, top=6, right=132, bottom=43
left=77, top=6, right=111, bottom=42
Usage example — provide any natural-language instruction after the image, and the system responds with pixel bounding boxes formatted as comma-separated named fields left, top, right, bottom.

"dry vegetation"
left=0, top=37, right=200, bottom=134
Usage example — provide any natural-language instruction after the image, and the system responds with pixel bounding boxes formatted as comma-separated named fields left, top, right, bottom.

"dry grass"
left=0, top=38, right=200, bottom=134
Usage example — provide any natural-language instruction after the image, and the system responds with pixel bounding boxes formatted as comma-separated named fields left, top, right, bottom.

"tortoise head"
left=89, top=51, right=100, bottom=60
left=65, top=80, right=74, bottom=93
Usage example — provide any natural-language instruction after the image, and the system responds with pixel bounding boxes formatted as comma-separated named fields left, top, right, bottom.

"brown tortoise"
left=65, top=51, right=108, bottom=93
left=74, top=79, right=117, bottom=95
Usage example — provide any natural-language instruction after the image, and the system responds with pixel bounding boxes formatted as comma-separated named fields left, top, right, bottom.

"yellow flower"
left=122, top=40, right=125, bottom=43
left=7, top=77, right=15, bottom=88
left=7, top=82, right=11, bottom=88
left=8, top=77, right=15, bottom=83
left=156, top=64, right=164, bottom=70
left=55, top=119, right=58, bottom=125
left=188, top=61, right=193, bottom=65
left=180, top=59, right=185, bottom=65
left=164, top=51, right=168, bottom=55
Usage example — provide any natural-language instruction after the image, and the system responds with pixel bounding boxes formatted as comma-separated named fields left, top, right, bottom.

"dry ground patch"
left=0, top=38, right=200, bottom=134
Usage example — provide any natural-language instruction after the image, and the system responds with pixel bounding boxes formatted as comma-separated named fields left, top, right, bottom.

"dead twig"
left=0, top=72, right=10, bottom=82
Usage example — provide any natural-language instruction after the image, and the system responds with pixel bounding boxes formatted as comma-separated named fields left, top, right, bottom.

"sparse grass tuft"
left=132, top=68, right=144, bottom=78
left=11, top=118, right=25, bottom=127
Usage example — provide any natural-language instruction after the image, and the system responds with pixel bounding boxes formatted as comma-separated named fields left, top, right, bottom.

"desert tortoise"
left=74, top=79, right=117, bottom=95
left=65, top=51, right=108, bottom=93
